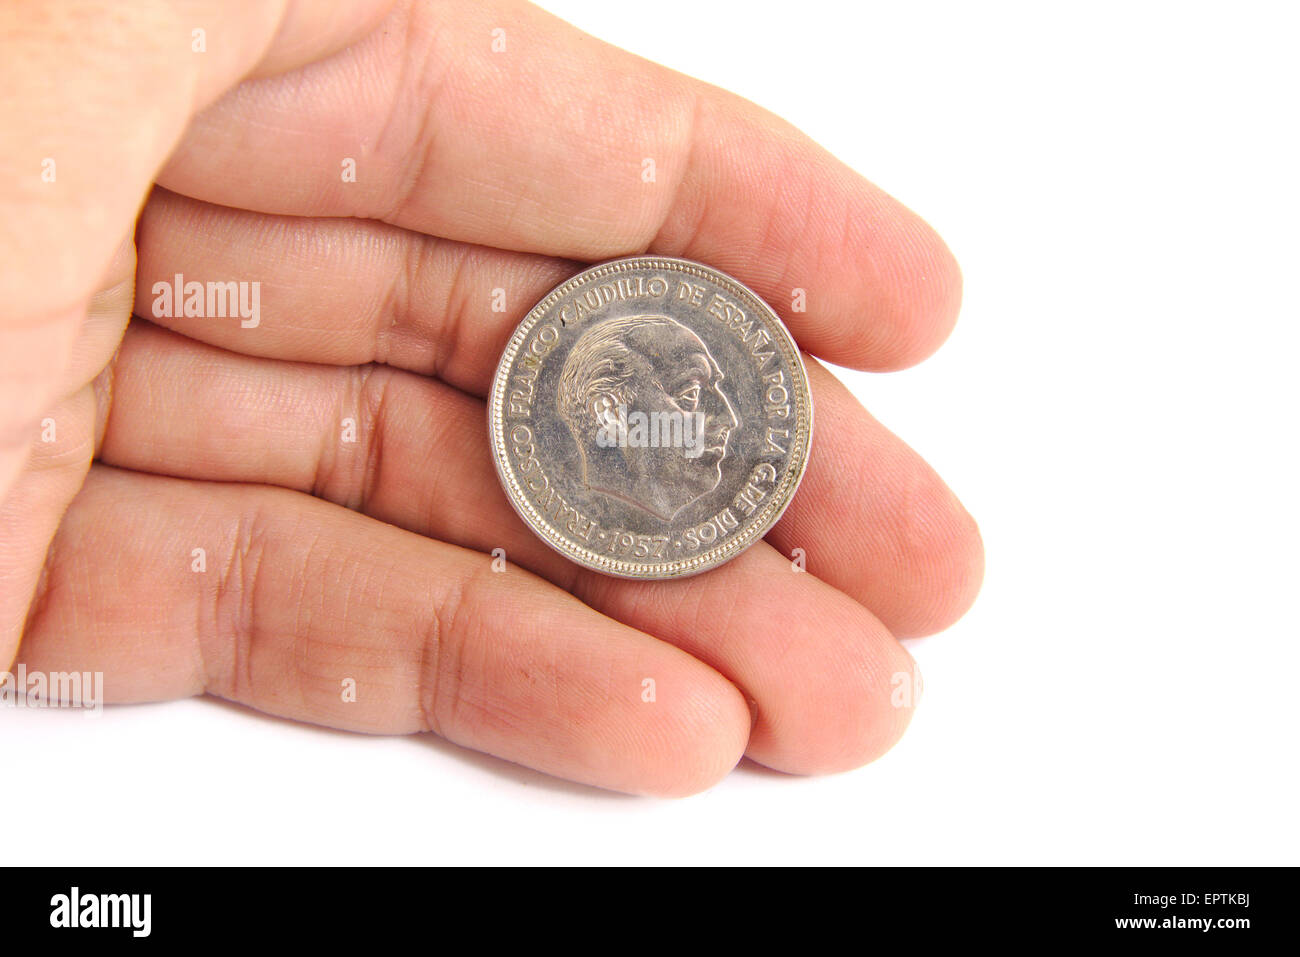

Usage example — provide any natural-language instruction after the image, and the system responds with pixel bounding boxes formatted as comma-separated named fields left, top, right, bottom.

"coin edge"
left=487, top=256, right=814, bottom=580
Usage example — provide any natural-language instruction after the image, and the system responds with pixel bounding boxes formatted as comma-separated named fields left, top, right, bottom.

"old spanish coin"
left=488, top=256, right=813, bottom=579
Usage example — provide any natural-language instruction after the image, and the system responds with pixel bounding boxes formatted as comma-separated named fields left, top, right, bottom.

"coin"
left=488, top=256, right=813, bottom=579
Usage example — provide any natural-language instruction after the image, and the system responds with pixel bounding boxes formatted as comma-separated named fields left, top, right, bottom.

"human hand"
left=1, top=0, right=982, bottom=795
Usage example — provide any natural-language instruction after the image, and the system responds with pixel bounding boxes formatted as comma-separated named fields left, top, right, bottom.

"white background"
left=6, top=0, right=1298, bottom=864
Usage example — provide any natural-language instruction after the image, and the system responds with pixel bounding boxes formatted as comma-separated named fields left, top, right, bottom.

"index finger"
left=158, top=0, right=962, bottom=371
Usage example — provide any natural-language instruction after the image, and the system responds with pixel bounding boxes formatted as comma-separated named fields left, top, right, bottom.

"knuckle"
left=312, top=364, right=393, bottom=510
left=414, top=574, right=469, bottom=740
left=206, top=504, right=274, bottom=701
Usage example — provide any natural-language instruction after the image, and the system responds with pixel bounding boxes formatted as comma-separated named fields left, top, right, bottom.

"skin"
left=0, top=0, right=984, bottom=796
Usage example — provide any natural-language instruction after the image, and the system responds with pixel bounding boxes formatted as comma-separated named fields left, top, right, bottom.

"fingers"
left=17, top=464, right=749, bottom=796
left=0, top=0, right=392, bottom=502
left=0, top=0, right=392, bottom=313
left=132, top=197, right=982, bottom=637
left=130, top=191, right=986, bottom=635
left=101, top=321, right=927, bottom=772
left=572, top=544, right=919, bottom=774
left=135, top=187, right=575, bottom=396
left=766, top=359, right=985, bottom=638
left=0, top=238, right=134, bottom=668
left=157, top=0, right=962, bottom=371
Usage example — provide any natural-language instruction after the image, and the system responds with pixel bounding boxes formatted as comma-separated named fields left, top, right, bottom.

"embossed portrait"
left=557, top=315, right=738, bottom=521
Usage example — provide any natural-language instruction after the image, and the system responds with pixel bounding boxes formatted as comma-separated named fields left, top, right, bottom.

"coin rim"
left=487, top=255, right=813, bottom=580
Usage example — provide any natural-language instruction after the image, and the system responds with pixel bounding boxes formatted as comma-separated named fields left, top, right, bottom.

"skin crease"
left=0, top=0, right=983, bottom=796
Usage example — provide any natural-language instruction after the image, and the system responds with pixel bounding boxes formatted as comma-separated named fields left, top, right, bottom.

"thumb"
left=0, top=0, right=395, bottom=494
left=0, top=0, right=395, bottom=666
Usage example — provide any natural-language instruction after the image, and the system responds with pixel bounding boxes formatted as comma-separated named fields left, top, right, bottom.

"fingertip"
left=750, top=628, right=917, bottom=777
left=832, top=194, right=965, bottom=372
left=878, top=212, right=964, bottom=371
left=886, top=470, right=985, bottom=639
left=775, top=359, right=982, bottom=638
left=625, top=661, right=751, bottom=798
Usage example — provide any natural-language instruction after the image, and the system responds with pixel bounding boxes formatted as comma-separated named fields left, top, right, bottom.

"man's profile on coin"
left=557, top=315, right=739, bottom=521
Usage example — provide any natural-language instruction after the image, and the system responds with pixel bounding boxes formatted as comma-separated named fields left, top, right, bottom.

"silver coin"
left=488, top=256, right=813, bottom=579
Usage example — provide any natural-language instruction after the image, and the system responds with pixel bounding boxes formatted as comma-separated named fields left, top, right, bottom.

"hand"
left=1, top=0, right=982, bottom=795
